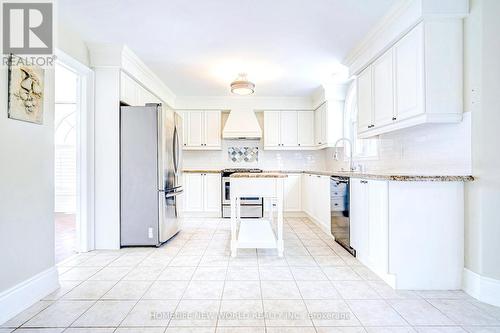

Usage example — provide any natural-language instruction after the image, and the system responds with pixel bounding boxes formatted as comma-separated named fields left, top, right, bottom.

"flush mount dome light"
left=230, top=73, right=255, bottom=95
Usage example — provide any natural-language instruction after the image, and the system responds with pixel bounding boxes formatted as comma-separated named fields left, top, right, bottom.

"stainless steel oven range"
left=221, top=168, right=264, bottom=218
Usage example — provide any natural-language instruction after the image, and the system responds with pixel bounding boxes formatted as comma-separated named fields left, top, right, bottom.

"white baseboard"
left=284, top=211, right=306, bottom=217
left=0, top=266, right=59, bottom=325
left=463, top=268, right=500, bottom=307
left=303, top=211, right=332, bottom=235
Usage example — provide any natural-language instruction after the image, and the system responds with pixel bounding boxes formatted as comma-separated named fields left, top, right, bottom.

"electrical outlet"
left=148, top=227, right=153, bottom=239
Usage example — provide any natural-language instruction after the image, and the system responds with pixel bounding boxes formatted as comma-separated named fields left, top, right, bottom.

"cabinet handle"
left=392, top=117, right=397, bottom=121
left=360, top=180, right=368, bottom=184
left=368, top=125, right=374, bottom=128
left=298, top=143, right=301, bottom=146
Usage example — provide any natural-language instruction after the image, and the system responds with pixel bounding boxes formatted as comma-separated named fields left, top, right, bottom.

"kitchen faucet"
left=333, top=137, right=355, bottom=172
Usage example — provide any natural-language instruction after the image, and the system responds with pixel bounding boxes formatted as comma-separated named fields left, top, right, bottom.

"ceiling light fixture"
left=230, top=73, right=255, bottom=95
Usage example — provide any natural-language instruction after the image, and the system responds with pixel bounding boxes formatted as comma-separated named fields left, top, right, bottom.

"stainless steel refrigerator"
left=120, top=103, right=183, bottom=246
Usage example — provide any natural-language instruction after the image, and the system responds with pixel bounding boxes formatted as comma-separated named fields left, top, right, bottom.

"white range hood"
left=222, top=108, right=262, bottom=140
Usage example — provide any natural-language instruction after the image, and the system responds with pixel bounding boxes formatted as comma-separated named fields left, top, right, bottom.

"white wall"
left=0, top=68, right=55, bottom=292
left=183, top=112, right=326, bottom=171
left=57, top=21, right=90, bottom=67
left=464, top=0, right=500, bottom=287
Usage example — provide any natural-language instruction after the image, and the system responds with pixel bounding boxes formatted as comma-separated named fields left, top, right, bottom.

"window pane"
left=55, top=64, right=78, bottom=103
left=55, top=103, right=76, bottom=145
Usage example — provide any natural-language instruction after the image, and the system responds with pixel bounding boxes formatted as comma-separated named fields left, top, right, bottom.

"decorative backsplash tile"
left=228, top=147, right=259, bottom=163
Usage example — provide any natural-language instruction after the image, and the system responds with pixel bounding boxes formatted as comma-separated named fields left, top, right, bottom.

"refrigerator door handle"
left=165, top=189, right=183, bottom=197
left=173, top=126, right=180, bottom=175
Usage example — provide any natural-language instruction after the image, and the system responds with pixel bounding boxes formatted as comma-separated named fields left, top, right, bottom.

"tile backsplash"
left=183, top=112, right=471, bottom=175
left=183, top=139, right=326, bottom=171
left=228, top=147, right=258, bottom=163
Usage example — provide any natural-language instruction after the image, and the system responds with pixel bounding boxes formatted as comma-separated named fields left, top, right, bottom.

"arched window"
left=344, top=80, right=378, bottom=159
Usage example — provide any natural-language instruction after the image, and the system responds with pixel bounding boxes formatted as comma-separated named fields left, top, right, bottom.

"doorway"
left=54, top=52, right=94, bottom=263
left=54, top=63, right=79, bottom=262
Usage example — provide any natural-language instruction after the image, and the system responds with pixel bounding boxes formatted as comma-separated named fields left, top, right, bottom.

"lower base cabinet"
left=350, top=178, right=464, bottom=290
left=284, top=174, right=301, bottom=211
left=302, top=173, right=331, bottom=232
left=183, top=173, right=221, bottom=216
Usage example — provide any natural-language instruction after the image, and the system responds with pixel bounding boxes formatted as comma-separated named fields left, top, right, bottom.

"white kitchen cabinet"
left=314, top=104, right=326, bottom=146
left=204, top=111, right=222, bottom=148
left=297, top=111, right=315, bottom=147
left=356, top=21, right=462, bottom=138
left=394, top=24, right=424, bottom=121
left=182, top=110, right=222, bottom=150
left=357, top=67, right=373, bottom=133
left=350, top=178, right=464, bottom=289
left=184, top=173, right=204, bottom=212
left=284, top=174, right=301, bottom=212
left=120, top=72, right=161, bottom=106
left=280, top=111, right=298, bottom=147
left=186, top=111, right=204, bottom=147
left=350, top=178, right=390, bottom=283
left=120, top=72, right=137, bottom=106
left=302, top=173, right=330, bottom=232
left=264, top=111, right=315, bottom=150
left=183, top=173, right=221, bottom=216
left=314, top=101, right=344, bottom=148
left=263, top=111, right=281, bottom=148
left=349, top=179, right=368, bottom=255
left=373, top=48, right=395, bottom=127
left=203, top=173, right=222, bottom=212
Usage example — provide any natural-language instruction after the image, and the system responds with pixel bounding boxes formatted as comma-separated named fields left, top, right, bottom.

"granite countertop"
left=230, top=172, right=288, bottom=178
left=298, top=171, right=474, bottom=182
left=182, top=169, right=473, bottom=182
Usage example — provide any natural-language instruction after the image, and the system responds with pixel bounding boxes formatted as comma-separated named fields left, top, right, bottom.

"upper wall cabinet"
left=179, top=110, right=222, bottom=150
left=314, top=101, right=344, bottom=149
left=120, top=72, right=162, bottom=106
left=356, top=20, right=463, bottom=138
left=263, top=111, right=315, bottom=150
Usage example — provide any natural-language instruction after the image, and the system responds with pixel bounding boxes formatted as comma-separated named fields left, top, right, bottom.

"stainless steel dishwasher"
left=330, top=176, right=356, bottom=256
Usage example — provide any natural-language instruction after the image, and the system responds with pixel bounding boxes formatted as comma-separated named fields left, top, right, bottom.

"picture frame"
left=7, top=54, right=45, bottom=125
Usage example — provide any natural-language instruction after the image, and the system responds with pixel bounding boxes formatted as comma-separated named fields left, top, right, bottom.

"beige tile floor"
left=2, top=217, right=500, bottom=333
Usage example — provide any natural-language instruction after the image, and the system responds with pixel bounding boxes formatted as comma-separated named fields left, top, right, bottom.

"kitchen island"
left=229, top=172, right=287, bottom=257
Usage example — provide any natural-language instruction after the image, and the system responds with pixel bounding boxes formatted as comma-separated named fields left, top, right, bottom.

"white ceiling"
left=58, top=0, right=397, bottom=97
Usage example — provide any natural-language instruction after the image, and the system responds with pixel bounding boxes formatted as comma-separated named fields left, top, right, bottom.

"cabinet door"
left=301, top=174, right=311, bottom=215
left=297, top=111, right=315, bottom=147
left=373, top=49, right=395, bottom=127
left=350, top=179, right=368, bottom=258
left=394, top=23, right=424, bottom=121
left=264, top=111, right=281, bottom=147
left=284, top=174, right=301, bottom=211
left=203, top=174, right=221, bottom=212
left=280, top=111, right=298, bottom=147
left=204, top=111, right=221, bottom=148
left=186, top=111, right=204, bottom=147
left=357, top=67, right=373, bottom=133
left=178, top=111, right=189, bottom=149
left=314, top=105, right=326, bottom=146
left=367, top=180, right=389, bottom=273
left=318, top=176, right=331, bottom=231
left=184, top=173, right=204, bottom=212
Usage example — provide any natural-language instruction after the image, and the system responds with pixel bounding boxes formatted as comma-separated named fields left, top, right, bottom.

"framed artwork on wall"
left=7, top=55, right=45, bottom=125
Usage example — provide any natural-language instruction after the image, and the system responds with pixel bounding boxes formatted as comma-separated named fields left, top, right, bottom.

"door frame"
left=55, top=49, right=95, bottom=252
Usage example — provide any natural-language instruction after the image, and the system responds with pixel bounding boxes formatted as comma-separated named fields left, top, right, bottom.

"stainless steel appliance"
left=221, top=168, right=263, bottom=218
left=330, top=176, right=355, bottom=256
left=120, top=103, right=183, bottom=246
